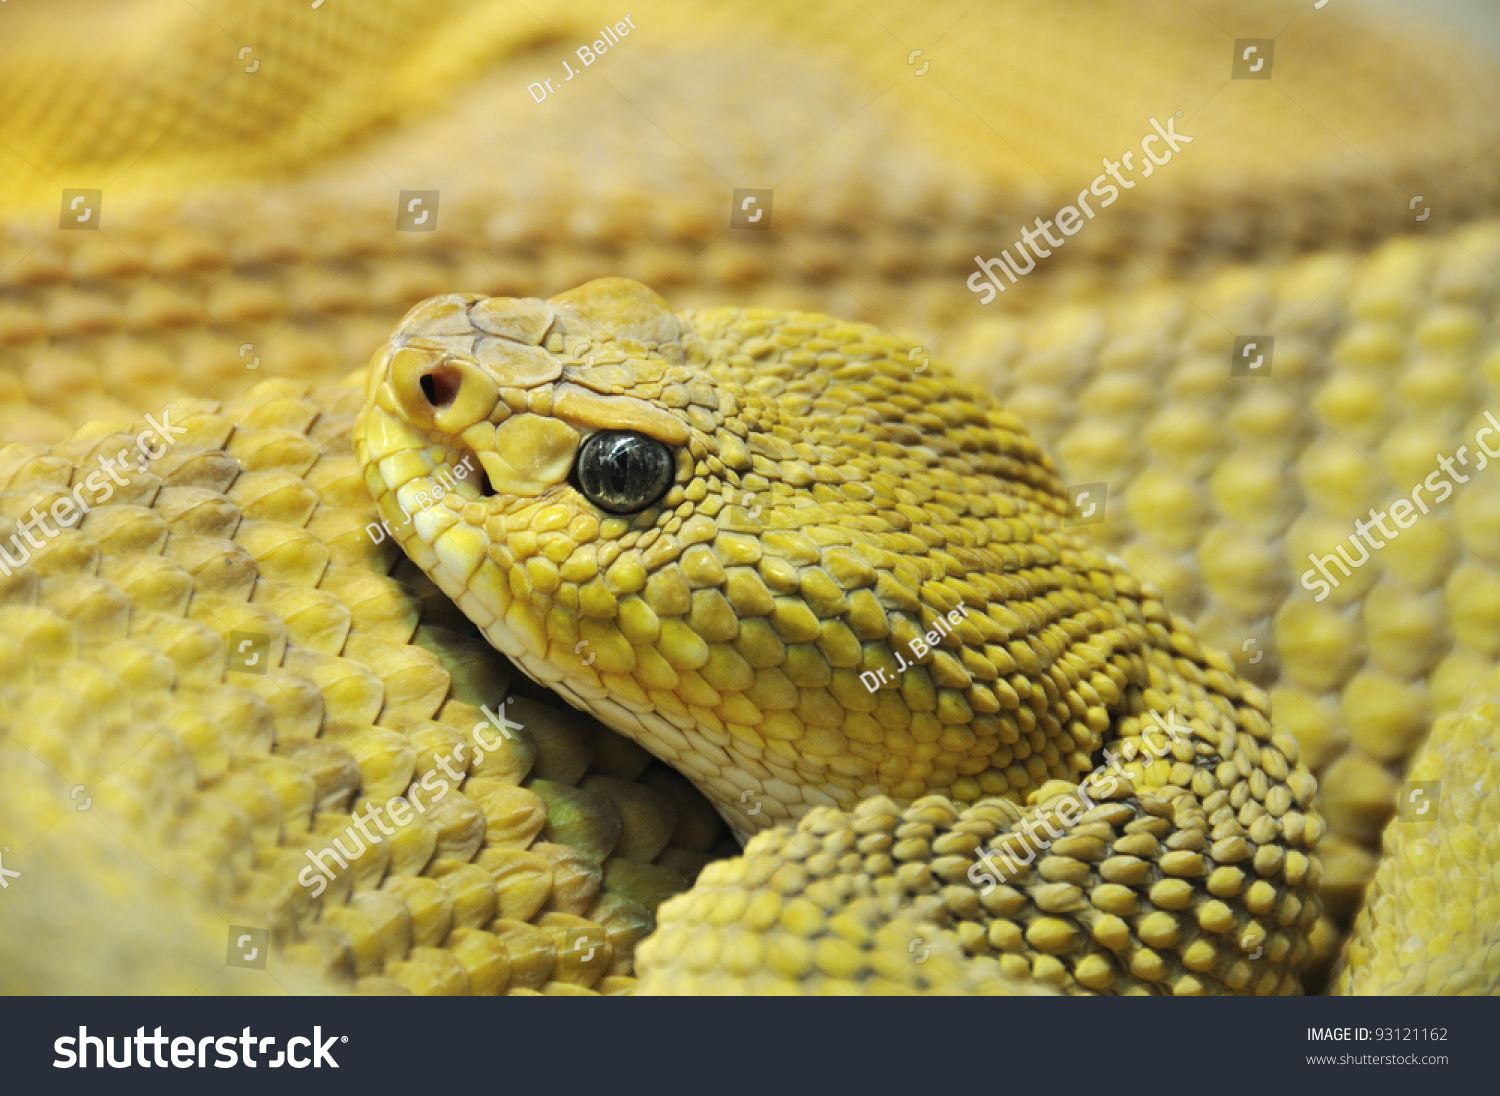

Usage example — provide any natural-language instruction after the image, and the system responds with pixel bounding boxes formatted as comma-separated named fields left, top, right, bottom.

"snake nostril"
left=419, top=366, right=462, bottom=410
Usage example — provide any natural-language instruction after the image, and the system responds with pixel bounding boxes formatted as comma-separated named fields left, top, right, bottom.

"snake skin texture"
left=1334, top=664, right=1500, bottom=994
left=0, top=378, right=732, bottom=994
left=962, top=221, right=1500, bottom=941
left=2, top=0, right=1500, bottom=993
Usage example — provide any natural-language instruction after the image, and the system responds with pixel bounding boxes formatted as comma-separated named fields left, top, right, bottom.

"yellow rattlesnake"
left=1, top=0, right=1499, bottom=994
left=355, top=277, right=1328, bottom=994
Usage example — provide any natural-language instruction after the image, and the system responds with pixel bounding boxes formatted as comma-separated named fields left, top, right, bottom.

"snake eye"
left=575, top=432, right=674, bottom=514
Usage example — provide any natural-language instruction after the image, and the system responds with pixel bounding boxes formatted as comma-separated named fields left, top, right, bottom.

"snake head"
left=353, top=276, right=723, bottom=603
left=354, top=279, right=771, bottom=813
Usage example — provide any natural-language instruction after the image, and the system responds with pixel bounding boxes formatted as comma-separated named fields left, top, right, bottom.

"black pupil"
left=577, top=432, right=672, bottom=514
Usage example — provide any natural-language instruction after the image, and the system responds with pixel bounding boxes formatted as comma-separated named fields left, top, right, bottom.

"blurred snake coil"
left=1, top=0, right=1498, bottom=995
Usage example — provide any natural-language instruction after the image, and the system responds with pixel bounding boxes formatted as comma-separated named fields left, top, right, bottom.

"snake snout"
left=387, top=347, right=501, bottom=433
